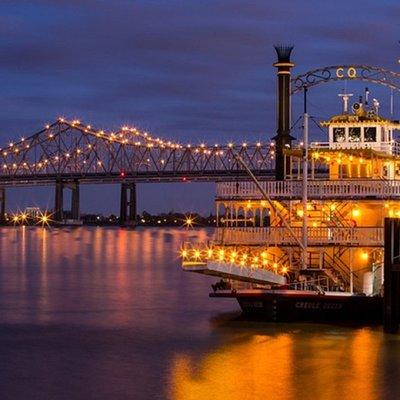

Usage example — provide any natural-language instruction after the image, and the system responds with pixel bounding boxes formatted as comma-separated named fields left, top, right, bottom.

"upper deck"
left=218, top=94, right=400, bottom=201
left=216, top=179, right=400, bottom=200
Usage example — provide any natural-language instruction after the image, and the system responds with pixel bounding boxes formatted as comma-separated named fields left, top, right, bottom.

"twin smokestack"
left=273, top=45, right=295, bottom=180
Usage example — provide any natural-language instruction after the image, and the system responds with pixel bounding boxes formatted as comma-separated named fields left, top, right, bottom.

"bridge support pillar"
left=120, top=182, right=137, bottom=227
left=384, top=218, right=400, bottom=333
left=54, top=180, right=64, bottom=222
left=71, top=180, right=80, bottom=221
left=0, top=187, right=5, bottom=222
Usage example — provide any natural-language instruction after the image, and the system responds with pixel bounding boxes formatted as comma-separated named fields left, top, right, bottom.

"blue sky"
left=1, top=0, right=399, bottom=214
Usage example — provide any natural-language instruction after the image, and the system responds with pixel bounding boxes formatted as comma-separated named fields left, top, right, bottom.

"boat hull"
left=210, top=290, right=383, bottom=322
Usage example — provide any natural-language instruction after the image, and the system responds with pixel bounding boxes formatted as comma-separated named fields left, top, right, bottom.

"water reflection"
left=1, top=226, right=400, bottom=399
left=169, top=324, right=400, bottom=400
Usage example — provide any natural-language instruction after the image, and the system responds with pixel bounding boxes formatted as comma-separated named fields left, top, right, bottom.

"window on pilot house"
left=348, top=127, right=361, bottom=142
left=364, top=127, right=377, bottom=142
left=333, top=127, right=345, bottom=142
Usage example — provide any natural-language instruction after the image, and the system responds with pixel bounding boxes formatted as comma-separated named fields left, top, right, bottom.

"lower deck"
left=210, top=289, right=383, bottom=322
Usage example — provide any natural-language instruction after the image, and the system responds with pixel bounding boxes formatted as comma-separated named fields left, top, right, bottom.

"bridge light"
left=256, top=142, right=261, bottom=147
left=9, top=142, right=13, bottom=147
left=120, top=171, right=125, bottom=177
left=228, top=143, right=233, bottom=148
left=242, top=143, right=247, bottom=147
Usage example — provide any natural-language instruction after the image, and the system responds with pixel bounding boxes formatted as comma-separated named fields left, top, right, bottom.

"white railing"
left=215, top=226, right=383, bottom=247
left=216, top=179, right=400, bottom=199
left=310, top=140, right=400, bottom=155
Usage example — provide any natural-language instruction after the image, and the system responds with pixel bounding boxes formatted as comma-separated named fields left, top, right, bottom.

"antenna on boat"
left=390, top=88, right=394, bottom=117
left=338, top=92, right=353, bottom=114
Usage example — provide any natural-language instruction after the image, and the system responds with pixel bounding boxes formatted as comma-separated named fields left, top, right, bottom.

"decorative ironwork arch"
left=291, top=65, right=400, bottom=94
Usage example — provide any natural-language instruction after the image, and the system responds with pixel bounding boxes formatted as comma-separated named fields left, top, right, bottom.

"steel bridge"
left=0, top=118, right=275, bottom=223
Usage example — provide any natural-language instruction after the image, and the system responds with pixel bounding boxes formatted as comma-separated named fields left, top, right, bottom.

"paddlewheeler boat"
left=180, top=47, right=400, bottom=322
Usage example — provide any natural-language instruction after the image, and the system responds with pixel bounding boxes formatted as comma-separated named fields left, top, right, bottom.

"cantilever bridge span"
left=0, top=119, right=275, bottom=185
left=0, top=118, right=275, bottom=223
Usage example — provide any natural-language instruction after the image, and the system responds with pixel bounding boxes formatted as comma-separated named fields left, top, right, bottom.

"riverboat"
left=180, top=47, right=400, bottom=322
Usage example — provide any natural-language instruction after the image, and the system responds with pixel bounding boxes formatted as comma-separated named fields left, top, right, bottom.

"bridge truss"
left=0, top=119, right=276, bottom=186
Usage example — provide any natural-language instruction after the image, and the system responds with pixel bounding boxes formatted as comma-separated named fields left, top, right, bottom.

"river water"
left=0, top=226, right=399, bottom=400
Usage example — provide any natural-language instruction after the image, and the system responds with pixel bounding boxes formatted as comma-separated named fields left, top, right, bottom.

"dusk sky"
left=1, top=0, right=400, bottom=215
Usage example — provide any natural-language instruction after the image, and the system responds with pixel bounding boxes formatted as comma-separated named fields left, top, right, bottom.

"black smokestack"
left=273, top=45, right=295, bottom=180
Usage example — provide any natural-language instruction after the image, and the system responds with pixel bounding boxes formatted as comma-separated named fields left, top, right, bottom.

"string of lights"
left=0, top=118, right=277, bottom=181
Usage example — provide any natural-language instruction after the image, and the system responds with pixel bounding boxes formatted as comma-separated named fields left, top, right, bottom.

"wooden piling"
left=384, top=218, right=400, bottom=333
